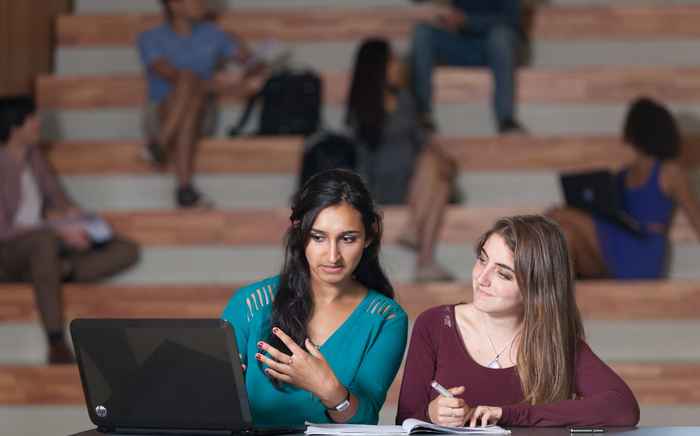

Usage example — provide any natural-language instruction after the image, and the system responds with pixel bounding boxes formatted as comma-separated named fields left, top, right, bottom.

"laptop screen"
left=70, top=319, right=251, bottom=433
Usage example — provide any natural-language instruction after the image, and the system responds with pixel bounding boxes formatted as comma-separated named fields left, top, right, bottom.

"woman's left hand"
left=256, top=327, right=344, bottom=404
left=467, top=405, right=503, bottom=427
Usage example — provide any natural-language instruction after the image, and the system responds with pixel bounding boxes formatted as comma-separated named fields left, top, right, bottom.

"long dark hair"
left=476, top=215, right=584, bottom=404
left=268, top=169, right=393, bottom=356
left=345, top=38, right=391, bottom=150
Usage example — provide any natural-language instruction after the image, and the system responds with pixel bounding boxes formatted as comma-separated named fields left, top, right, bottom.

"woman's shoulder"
left=417, top=304, right=456, bottom=323
left=362, top=289, right=407, bottom=322
left=223, top=275, right=279, bottom=321
left=651, top=158, right=694, bottom=202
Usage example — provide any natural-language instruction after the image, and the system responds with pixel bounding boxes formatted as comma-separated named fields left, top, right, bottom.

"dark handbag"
left=228, top=70, right=322, bottom=136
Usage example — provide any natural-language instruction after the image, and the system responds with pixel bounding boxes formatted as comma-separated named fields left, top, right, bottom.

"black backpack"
left=228, top=70, right=322, bottom=136
left=298, top=132, right=357, bottom=188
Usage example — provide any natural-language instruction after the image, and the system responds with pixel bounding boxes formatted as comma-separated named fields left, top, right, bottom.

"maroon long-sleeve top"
left=396, top=305, right=640, bottom=427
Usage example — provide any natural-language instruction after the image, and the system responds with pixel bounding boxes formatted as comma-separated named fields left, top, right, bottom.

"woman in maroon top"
left=396, top=215, right=640, bottom=428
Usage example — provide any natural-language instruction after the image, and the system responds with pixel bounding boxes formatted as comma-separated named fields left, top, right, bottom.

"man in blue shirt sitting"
left=138, top=0, right=259, bottom=208
left=410, top=0, right=524, bottom=134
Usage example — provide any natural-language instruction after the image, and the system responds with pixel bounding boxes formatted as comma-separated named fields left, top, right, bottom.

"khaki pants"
left=0, top=228, right=139, bottom=334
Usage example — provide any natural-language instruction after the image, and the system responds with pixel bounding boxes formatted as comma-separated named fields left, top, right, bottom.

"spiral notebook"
left=305, top=418, right=510, bottom=435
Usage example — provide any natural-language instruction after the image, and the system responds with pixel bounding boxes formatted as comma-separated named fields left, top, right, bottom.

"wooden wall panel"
left=0, top=0, right=72, bottom=97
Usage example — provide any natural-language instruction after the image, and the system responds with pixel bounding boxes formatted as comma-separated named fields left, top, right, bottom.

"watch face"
left=335, top=399, right=351, bottom=412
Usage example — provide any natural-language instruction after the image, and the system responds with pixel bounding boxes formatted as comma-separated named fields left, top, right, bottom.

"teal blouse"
left=221, top=276, right=408, bottom=426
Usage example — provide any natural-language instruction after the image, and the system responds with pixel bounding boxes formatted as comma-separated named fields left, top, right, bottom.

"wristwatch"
left=326, top=388, right=351, bottom=413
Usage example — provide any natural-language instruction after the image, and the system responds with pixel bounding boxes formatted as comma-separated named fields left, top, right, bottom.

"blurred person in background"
left=0, top=98, right=140, bottom=363
left=548, top=97, right=700, bottom=279
left=138, top=0, right=263, bottom=208
left=345, top=38, right=457, bottom=282
left=409, top=0, right=525, bottom=134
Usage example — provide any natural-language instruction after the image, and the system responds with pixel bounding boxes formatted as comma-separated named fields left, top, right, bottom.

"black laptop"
left=560, top=170, right=644, bottom=235
left=70, top=318, right=302, bottom=436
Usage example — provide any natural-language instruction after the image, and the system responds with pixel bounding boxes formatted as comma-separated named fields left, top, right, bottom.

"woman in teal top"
left=222, top=169, right=408, bottom=426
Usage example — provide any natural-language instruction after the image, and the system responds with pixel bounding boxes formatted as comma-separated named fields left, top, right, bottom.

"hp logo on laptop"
left=95, top=405, right=108, bottom=418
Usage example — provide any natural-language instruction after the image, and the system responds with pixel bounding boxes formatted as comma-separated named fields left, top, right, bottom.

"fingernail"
left=255, top=353, right=263, bottom=361
left=272, top=327, right=279, bottom=334
left=257, top=341, right=264, bottom=349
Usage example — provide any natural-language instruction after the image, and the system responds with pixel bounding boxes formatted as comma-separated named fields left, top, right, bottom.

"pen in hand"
left=431, top=380, right=455, bottom=398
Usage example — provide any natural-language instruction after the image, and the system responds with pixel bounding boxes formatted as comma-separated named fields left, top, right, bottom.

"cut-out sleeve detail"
left=221, top=276, right=279, bottom=370
left=347, top=295, right=408, bottom=424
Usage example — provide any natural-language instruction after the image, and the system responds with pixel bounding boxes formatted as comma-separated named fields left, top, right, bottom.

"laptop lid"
left=560, top=170, right=644, bottom=234
left=561, top=170, right=621, bottom=214
left=70, top=319, right=252, bottom=434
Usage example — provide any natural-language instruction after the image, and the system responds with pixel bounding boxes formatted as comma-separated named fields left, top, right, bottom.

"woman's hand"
left=467, top=405, right=503, bottom=427
left=434, top=6, right=467, bottom=33
left=256, top=327, right=346, bottom=407
left=46, top=207, right=83, bottom=221
left=56, top=224, right=91, bottom=251
left=428, top=386, right=470, bottom=427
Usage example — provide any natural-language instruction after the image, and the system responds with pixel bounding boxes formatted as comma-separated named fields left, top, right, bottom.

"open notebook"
left=305, top=419, right=511, bottom=435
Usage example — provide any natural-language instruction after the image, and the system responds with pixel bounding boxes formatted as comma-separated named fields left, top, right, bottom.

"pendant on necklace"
left=487, top=359, right=501, bottom=369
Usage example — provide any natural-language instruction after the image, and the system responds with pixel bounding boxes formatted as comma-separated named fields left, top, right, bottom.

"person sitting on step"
left=0, top=97, right=140, bottom=364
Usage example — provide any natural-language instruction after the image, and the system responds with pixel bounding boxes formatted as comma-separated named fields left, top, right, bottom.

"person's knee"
left=26, top=228, right=61, bottom=256
left=486, top=24, right=517, bottom=55
left=113, top=239, right=141, bottom=271
left=176, top=70, right=204, bottom=95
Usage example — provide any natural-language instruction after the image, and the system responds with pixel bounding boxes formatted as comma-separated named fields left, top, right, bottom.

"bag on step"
left=228, top=69, right=322, bottom=136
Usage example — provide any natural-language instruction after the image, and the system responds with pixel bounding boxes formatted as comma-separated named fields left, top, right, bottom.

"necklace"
left=485, top=332, right=517, bottom=369
left=481, top=311, right=519, bottom=369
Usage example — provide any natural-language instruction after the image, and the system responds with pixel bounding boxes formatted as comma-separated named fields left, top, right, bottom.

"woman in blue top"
left=548, top=98, right=700, bottom=279
left=222, top=169, right=408, bottom=426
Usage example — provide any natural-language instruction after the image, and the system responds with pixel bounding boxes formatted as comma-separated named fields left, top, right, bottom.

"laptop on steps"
left=560, top=170, right=644, bottom=235
left=69, top=318, right=302, bottom=436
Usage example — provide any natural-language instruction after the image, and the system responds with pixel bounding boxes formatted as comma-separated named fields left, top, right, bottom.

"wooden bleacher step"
left=48, top=136, right=700, bottom=175
left=37, top=67, right=700, bottom=108
left=2, top=362, right=699, bottom=405
left=1, top=280, right=699, bottom=322
left=56, top=6, right=700, bottom=46
left=83, top=208, right=698, bottom=246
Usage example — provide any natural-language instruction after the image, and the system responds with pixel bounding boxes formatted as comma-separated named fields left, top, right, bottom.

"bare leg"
left=172, top=86, right=206, bottom=187
left=408, top=149, right=455, bottom=281
left=416, top=176, right=450, bottom=268
left=155, top=73, right=212, bottom=207
left=399, top=155, right=430, bottom=249
left=157, top=71, right=204, bottom=148
left=400, top=149, right=441, bottom=249
left=547, top=207, right=608, bottom=278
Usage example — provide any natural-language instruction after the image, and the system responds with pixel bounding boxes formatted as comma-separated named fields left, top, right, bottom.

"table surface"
left=69, top=428, right=700, bottom=436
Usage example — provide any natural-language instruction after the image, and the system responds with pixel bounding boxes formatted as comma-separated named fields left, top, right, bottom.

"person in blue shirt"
left=410, top=0, right=524, bottom=134
left=138, top=0, right=260, bottom=208
left=222, top=169, right=408, bottom=426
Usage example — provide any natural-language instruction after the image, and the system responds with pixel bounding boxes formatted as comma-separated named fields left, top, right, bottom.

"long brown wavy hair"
left=476, top=215, right=584, bottom=405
